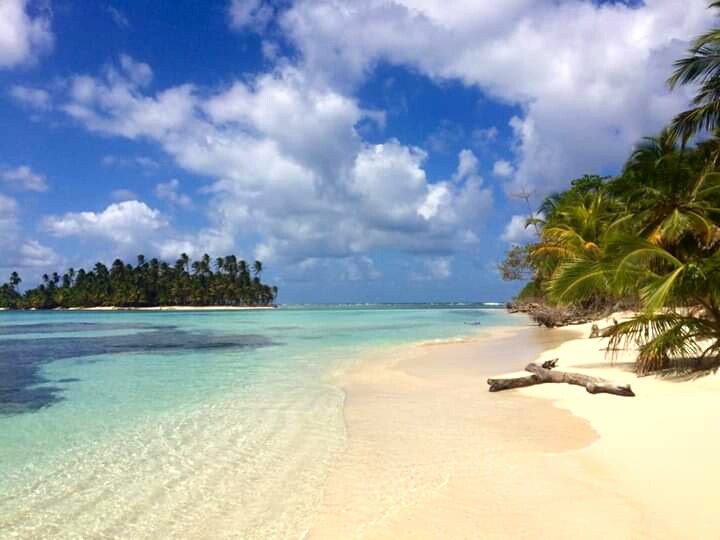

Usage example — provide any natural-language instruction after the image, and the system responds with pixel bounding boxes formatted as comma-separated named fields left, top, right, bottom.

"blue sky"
left=0, top=0, right=711, bottom=303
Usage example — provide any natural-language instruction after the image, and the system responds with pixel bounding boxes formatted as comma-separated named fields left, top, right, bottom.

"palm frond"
left=640, top=265, right=687, bottom=313
left=546, top=259, right=612, bottom=304
left=605, top=313, right=715, bottom=374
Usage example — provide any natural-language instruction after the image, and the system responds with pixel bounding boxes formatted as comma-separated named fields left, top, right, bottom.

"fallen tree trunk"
left=487, top=360, right=635, bottom=397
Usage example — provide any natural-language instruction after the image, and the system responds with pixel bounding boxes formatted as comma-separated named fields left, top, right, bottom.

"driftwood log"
left=487, top=359, right=635, bottom=397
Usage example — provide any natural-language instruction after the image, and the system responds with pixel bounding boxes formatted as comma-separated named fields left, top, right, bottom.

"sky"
left=0, top=0, right=713, bottom=303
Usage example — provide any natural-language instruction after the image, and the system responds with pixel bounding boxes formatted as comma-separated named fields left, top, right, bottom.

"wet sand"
left=306, top=319, right=720, bottom=539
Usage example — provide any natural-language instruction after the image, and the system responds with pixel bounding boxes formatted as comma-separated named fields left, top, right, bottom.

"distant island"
left=0, top=254, right=277, bottom=310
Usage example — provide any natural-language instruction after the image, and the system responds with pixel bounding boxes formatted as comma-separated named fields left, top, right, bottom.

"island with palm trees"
left=0, top=253, right=278, bottom=310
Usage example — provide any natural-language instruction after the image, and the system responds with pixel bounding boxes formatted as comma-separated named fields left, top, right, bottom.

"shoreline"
left=512, top=314, right=720, bottom=539
left=307, top=322, right=601, bottom=538
left=307, top=315, right=720, bottom=539
left=0, top=305, right=276, bottom=312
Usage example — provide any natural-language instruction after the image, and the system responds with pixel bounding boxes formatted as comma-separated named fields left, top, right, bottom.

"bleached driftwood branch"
left=487, top=359, right=635, bottom=397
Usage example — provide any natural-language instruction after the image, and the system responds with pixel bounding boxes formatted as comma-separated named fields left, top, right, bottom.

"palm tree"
left=9, top=271, right=21, bottom=290
left=603, top=240, right=720, bottom=374
left=668, top=1, right=720, bottom=143
left=4, top=254, right=275, bottom=310
left=617, top=131, right=720, bottom=247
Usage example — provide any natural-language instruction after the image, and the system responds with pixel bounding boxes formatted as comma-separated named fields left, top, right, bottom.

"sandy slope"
left=515, top=315, right=720, bottom=540
left=308, top=317, right=720, bottom=539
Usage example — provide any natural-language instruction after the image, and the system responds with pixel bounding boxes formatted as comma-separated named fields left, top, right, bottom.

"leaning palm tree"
left=547, top=172, right=720, bottom=374
left=603, top=240, right=720, bottom=374
left=618, top=132, right=720, bottom=248
left=531, top=189, right=621, bottom=294
left=668, top=1, right=720, bottom=144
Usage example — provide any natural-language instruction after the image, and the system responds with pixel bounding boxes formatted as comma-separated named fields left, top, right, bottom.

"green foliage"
left=0, top=254, right=278, bottom=309
left=515, top=281, right=543, bottom=302
left=498, top=244, right=533, bottom=281
left=503, top=132, right=720, bottom=374
left=499, top=4, right=720, bottom=373
left=668, top=2, right=720, bottom=143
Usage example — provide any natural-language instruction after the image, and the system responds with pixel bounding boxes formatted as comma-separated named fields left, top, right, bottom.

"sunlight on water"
left=0, top=305, right=523, bottom=538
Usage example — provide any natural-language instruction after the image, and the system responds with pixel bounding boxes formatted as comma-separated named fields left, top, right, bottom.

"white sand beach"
left=307, top=317, right=720, bottom=539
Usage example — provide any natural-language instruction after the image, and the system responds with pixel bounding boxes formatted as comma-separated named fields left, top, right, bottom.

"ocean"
left=0, top=305, right=524, bottom=538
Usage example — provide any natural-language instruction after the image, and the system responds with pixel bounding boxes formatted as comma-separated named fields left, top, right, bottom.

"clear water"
left=0, top=305, right=523, bottom=538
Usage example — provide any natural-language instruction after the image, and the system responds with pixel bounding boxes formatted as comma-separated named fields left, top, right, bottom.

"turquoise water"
left=0, top=305, right=523, bottom=538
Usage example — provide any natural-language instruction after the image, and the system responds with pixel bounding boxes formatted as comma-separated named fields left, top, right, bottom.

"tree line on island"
left=501, top=1, right=720, bottom=376
left=0, top=254, right=278, bottom=309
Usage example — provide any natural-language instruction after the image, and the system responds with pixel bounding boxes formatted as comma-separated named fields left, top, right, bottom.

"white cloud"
left=18, top=239, right=58, bottom=268
left=501, top=214, right=538, bottom=244
left=9, top=84, right=50, bottom=109
left=228, top=0, right=275, bottom=32
left=1, top=165, right=48, bottom=191
left=55, top=59, right=495, bottom=266
left=155, top=178, right=192, bottom=208
left=279, top=0, right=711, bottom=195
left=102, top=154, right=160, bottom=170
left=63, top=54, right=192, bottom=140
left=0, top=0, right=53, bottom=68
left=0, top=193, right=59, bottom=270
left=40, top=197, right=233, bottom=262
left=156, top=228, right=235, bottom=260
left=341, top=255, right=382, bottom=281
left=119, top=53, right=152, bottom=86
left=452, top=148, right=480, bottom=183
left=410, top=256, right=452, bottom=281
left=108, top=6, right=130, bottom=29
left=43, top=200, right=168, bottom=246
left=493, top=159, right=513, bottom=177
left=472, top=126, right=498, bottom=146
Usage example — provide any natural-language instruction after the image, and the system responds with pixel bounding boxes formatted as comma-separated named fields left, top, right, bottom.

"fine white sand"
left=308, top=316, right=720, bottom=539
left=513, top=314, right=720, bottom=539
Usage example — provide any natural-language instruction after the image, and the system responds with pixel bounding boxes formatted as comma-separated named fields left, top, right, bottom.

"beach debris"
left=589, top=324, right=600, bottom=338
left=487, top=360, right=635, bottom=397
left=541, top=358, right=559, bottom=369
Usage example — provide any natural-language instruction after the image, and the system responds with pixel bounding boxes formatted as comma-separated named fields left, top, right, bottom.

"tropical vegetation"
left=0, top=254, right=278, bottom=309
left=501, top=1, right=720, bottom=375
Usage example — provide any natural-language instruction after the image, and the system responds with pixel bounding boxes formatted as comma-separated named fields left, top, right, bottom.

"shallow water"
left=0, top=305, right=524, bottom=538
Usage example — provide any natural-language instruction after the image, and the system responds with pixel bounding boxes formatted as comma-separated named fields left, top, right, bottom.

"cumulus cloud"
left=228, top=0, right=275, bottom=32
left=0, top=0, right=53, bottom=68
left=53, top=58, right=494, bottom=267
left=43, top=200, right=168, bottom=247
left=471, top=126, right=498, bottom=146
left=501, top=214, right=538, bottom=244
left=452, top=149, right=480, bottom=183
left=410, top=256, right=452, bottom=281
left=493, top=159, right=513, bottom=177
left=9, top=84, right=50, bottom=109
left=279, top=0, right=710, bottom=194
left=119, top=53, right=153, bottom=86
left=1, top=165, right=48, bottom=191
left=0, top=193, right=59, bottom=270
left=155, top=178, right=192, bottom=208
left=341, top=255, right=382, bottom=281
